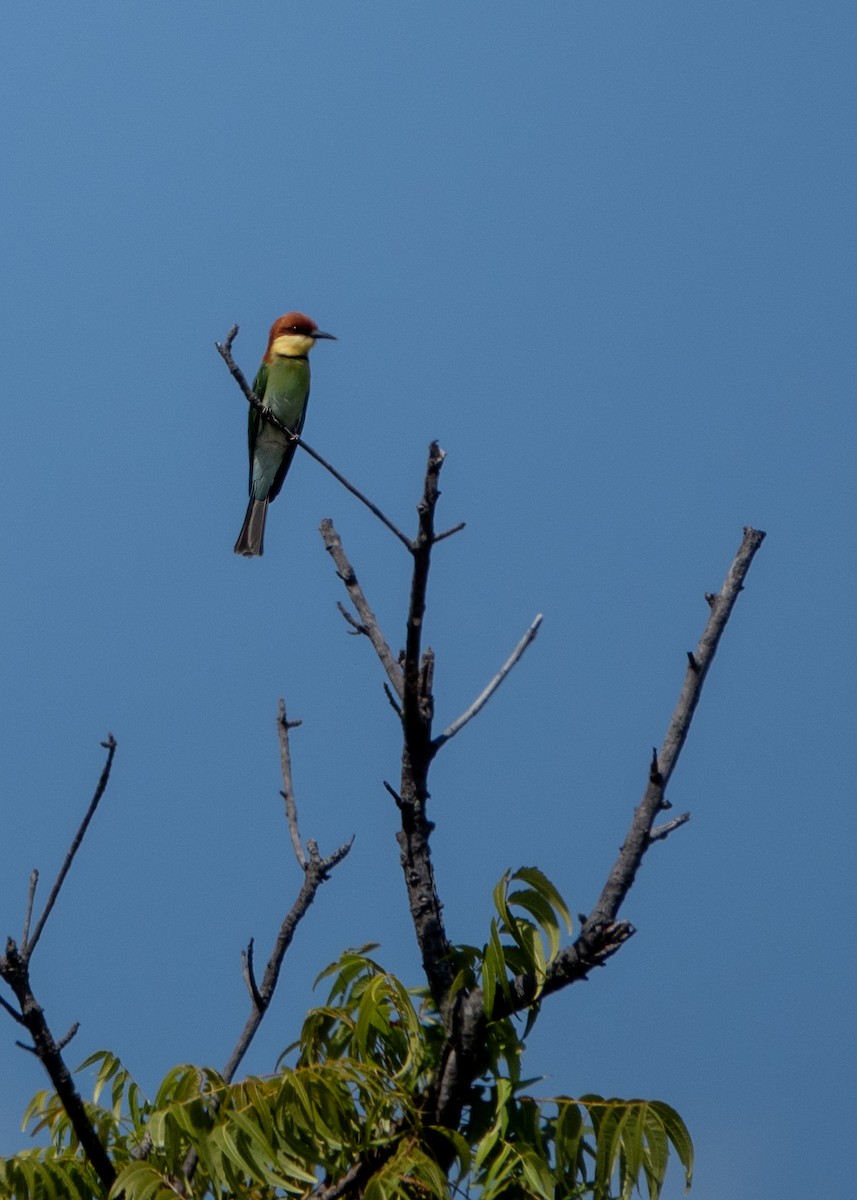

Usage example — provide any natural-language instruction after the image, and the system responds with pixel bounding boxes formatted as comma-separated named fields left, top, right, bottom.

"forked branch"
left=221, top=700, right=353, bottom=1083
left=0, top=735, right=120, bottom=1192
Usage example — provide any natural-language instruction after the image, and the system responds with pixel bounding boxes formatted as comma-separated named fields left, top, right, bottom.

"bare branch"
left=180, top=705, right=354, bottom=1186
left=649, top=812, right=691, bottom=843
left=56, top=1022, right=79, bottom=1051
left=21, top=869, right=38, bottom=949
left=221, top=843, right=351, bottom=1085
left=431, top=527, right=765, bottom=1130
left=383, top=683, right=403, bottom=719
left=320, top=519, right=405, bottom=700
left=0, top=940, right=116, bottom=1189
left=278, top=699, right=307, bottom=869
left=26, top=735, right=117, bottom=958
left=241, top=938, right=264, bottom=1012
left=383, top=780, right=403, bottom=807
left=586, top=525, right=766, bottom=929
left=0, top=994, right=24, bottom=1024
left=433, top=613, right=543, bottom=752
left=219, top=705, right=354, bottom=1086
left=433, top=521, right=466, bottom=544
left=393, top=443, right=455, bottom=1009
left=336, top=600, right=367, bottom=636
left=217, top=325, right=411, bottom=547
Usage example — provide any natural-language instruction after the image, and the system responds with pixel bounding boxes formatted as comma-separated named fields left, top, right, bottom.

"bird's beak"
left=313, top=330, right=337, bottom=340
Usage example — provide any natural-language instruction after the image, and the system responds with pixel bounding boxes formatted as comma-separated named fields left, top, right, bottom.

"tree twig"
left=241, top=938, right=264, bottom=1012
left=649, top=813, right=691, bottom=843
left=0, top=942, right=117, bottom=1190
left=25, top=735, right=117, bottom=958
left=585, top=525, right=766, bottom=930
left=216, top=325, right=411, bottom=548
left=320, top=519, right=405, bottom=700
left=278, top=699, right=307, bottom=869
left=21, top=869, right=38, bottom=949
left=432, top=613, right=543, bottom=752
left=432, top=526, right=766, bottom=1130
left=181, top=704, right=354, bottom=1185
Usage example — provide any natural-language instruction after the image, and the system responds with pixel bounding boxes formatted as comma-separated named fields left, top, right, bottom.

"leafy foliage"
left=0, top=873, right=692, bottom=1198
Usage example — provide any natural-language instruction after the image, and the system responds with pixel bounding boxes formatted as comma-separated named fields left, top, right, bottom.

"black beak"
left=313, top=330, right=337, bottom=341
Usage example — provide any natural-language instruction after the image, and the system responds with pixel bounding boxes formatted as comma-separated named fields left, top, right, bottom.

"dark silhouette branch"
left=393, top=444, right=455, bottom=1009
left=0, top=734, right=120, bottom=1190
left=241, top=938, right=264, bottom=1012
left=220, top=704, right=353, bottom=1083
left=584, top=525, right=766, bottom=931
left=216, top=324, right=411, bottom=548
left=278, top=699, right=307, bottom=869
left=320, top=518, right=405, bottom=700
left=321, top=444, right=542, bottom=1021
left=180, top=702, right=354, bottom=1185
left=433, top=613, right=544, bottom=752
left=430, top=526, right=766, bottom=1131
left=21, top=869, right=38, bottom=949
left=1, top=940, right=117, bottom=1191
left=25, top=735, right=117, bottom=958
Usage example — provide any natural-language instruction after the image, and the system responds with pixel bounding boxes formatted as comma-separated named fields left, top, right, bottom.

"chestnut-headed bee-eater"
left=234, top=312, right=335, bottom=557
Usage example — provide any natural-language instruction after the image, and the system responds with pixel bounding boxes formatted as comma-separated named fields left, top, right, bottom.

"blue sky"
left=1, top=4, right=855, bottom=1197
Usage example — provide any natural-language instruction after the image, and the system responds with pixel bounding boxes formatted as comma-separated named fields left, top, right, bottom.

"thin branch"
left=320, top=519, right=405, bottom=700
left=181, top=705, right=354, bottom=1186
left=241, top=938, right=264, bottom=1012
left=216, top=325, right=411, bottom=547
left=586, top=525, right=766, bottom=929
left=0, top=994, right=24, bottom=1023
left=220, top=839, right=352, bottom=1085
left=56, top=1022, right=79, bottom=1051
left=25, top=735, right=117, bottom=958
left=278, top=700, right=307, bottom=869
left=432, top=527, right=766, bottom=1130
left=433, top=521, right=466, bottom=544
left=21, top=869, right=38, bottom=948
left=0, top=941, right=116, bottom=1189
left=649, top=812, right=691, bottom=843
left=432, top=613, right=543, bottom=752
left=383, top=683, right=403, bottom=719
left=313, top=1159, right=367, bottom=1200
left=221, top=704, right=354, bottom=1082
left=383, top=780, right=403, bottom=807
left=336, top=601, right=367, bottom=636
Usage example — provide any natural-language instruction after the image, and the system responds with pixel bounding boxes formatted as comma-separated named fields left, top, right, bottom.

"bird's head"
left=265, top=312, right=336, bottom=360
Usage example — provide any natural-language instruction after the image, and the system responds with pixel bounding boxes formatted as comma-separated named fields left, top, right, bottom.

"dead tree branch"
left=320, top=518, right=405, bottom=700
left=179, top=703, right=354, bottom=1186
left=433, top=613, right=544, bottom=751
left=0, top=735, right=120, bottom=1192
left=584, top=524, right=767, bottom=932
left=429, top=527, right=766, bottom=1130
left=25, top=735, right=117, bottom=957
left=220, top=703, right=353, bottom=1083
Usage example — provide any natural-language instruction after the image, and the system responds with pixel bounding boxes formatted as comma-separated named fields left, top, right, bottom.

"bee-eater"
left=234, top=312, right=336, bottom=557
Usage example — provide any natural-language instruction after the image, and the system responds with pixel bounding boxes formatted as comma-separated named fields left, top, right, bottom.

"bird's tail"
left=234, top=498, right=268, bottom=557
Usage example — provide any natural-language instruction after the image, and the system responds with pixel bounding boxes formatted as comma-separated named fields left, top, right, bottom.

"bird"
left=234, top=312, right=336, bottom=557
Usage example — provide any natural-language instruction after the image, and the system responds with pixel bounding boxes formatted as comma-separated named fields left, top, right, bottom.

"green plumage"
left=233, top=357, right=311, bottom=557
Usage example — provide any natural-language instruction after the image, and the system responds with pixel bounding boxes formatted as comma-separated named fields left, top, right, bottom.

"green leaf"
left=513, top=866, right=573, bottom=934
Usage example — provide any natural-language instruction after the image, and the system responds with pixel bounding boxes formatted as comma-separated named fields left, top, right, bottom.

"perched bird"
left=234, top=312, right=335, bottom=556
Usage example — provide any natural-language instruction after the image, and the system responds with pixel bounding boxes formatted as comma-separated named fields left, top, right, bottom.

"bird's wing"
left=246, top=361, right=269, bottom=491
left=267, top=382, right=310, bottom=503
